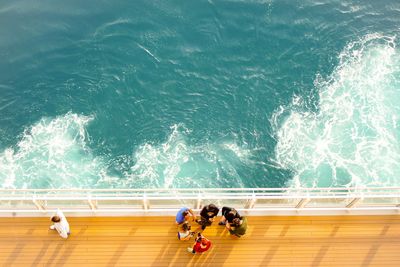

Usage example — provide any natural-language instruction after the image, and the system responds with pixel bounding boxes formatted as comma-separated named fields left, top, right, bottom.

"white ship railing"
left=0, top=187, right=399, bottom=214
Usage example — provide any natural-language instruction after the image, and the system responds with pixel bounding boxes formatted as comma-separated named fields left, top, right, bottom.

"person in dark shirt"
left=218, top=206, right=241, bottom=225
left=196, top=204, right=219, bottom=230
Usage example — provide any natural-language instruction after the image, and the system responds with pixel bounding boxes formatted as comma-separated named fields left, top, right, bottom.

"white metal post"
left=88, top=197, right=97, bottom=210
left=143, top=194, right=149, bottom=211
left=346, top=198, right=362, bottom=208
left=32, top=197, right=45, bottom=210
left=196, top=194, right=202, bottom=210
left=296, top=198, right=310, bottom=209
left=245, top=194, right=257, bottom=209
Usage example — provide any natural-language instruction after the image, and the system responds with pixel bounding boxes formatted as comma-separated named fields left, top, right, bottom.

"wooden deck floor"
left=0, top=215, right=400, bottom=266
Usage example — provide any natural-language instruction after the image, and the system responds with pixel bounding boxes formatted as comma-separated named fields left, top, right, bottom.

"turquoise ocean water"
left=0, top=0, right=399, bottom=189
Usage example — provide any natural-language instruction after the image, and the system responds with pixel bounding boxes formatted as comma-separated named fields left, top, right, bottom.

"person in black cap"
left=196, top=204, right=219, bottom=230
left=218, top=206, right=241, bottom=225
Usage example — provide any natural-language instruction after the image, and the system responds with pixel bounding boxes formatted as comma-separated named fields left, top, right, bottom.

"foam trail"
left=0, top=115, right=252, bottom=189
left=0, top=112, right=104, bottom=188
left=99, top=124, right=252, bottom=188
left=273, top=34, right=400, bottom=188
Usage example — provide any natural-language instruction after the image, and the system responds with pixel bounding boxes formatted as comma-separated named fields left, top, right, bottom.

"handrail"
left=1, top=186, right=400, bottom=192
left=0, top=187, right=398, bottom=198
left=0, top=187, right=399, bottom=214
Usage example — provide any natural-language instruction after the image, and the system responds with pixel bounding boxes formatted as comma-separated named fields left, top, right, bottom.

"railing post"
left=196, top=194, right=202, bottom=210
left=296, top=198, right=310, bottom=209
left=88, top=196, right=97, bottom=210
left=32, top=196, right=45, bottom=211
left=245, top=193, right=257, bottom=209
left=346, top=198, right=361, bottom=208
left=143, top=193, right=149, bottom=211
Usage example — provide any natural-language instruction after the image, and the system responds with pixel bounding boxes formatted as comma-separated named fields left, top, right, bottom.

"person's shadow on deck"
left=5, top=228, right=35, bottom=266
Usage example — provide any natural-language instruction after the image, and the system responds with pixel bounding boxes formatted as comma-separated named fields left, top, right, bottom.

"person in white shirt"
left=50, top=209, right=70, bottom=239
left=177, top=222, right=195, bottom=241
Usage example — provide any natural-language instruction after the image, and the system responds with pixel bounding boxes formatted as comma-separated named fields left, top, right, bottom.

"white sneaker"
left=49, top=225, right=55, bottom=230
left=187, top=247, right=194, bottom=253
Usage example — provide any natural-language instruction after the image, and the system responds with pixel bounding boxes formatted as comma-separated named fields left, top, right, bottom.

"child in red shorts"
left=187, top=233, right=211, bottom=254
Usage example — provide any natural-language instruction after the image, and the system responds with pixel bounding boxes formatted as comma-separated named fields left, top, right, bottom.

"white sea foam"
left=115, top=124, right=251, bottom=188
left=273, top=34, right=400, bottom=188
left=0, top=112, right=104, bottom=188
left=0, top=114, right=252, bottom=189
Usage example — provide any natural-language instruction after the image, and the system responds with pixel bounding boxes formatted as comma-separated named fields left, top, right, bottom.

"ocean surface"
left=0, top=0, right=399, bottom=189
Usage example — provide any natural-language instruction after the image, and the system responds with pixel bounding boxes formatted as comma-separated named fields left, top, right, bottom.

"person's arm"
left=180, top=232, right=193, bottom=241
left=210, top=208, right=219, bottom=220
left=200, top=238, right=210, bottom=248
left=188, top=209, right=196, bottom=221
left=181, top=236, right=190, bottom=241
left=229, top=227, right=236, bottom=235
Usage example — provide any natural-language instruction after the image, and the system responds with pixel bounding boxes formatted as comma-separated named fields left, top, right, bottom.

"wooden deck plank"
left=0, top=215, right=400, bottom=266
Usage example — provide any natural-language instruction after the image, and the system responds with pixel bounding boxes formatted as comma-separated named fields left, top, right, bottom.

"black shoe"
left=218, top=221, right=225, bottom=225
